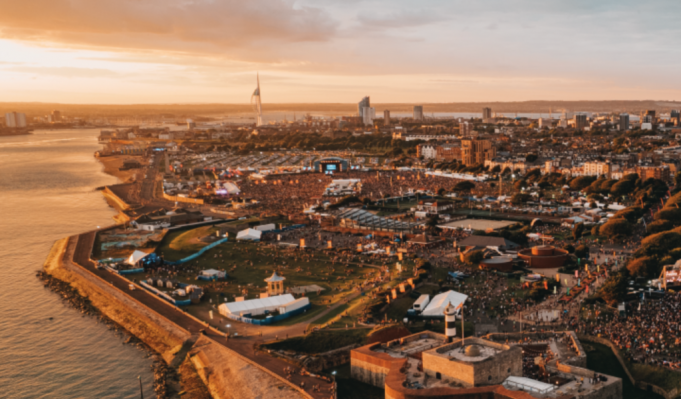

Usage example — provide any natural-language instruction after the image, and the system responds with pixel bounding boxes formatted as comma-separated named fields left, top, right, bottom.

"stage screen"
left=324, top=164, right=338, bottom=171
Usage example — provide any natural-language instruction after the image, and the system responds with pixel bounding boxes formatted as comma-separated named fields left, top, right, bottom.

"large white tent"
left=422, top=290, right=468, bottom=316
left=218, top=294, right=295, bottom=317
left=254, top=223, right=276, bottom=232
left=126, top=250, right=149, bottom=266
left=236, top=228, right=262, bottom=241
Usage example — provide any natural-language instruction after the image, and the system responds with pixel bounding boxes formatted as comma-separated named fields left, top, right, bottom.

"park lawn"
left=156, top=225, right=218, bottom=261
left=264, top=329, right=370, bottom=354
left=585, top=342, right=663, bottom=399
left=312, top=303, right=350, bottom=326
left=386, top=295, right=416, bottom=321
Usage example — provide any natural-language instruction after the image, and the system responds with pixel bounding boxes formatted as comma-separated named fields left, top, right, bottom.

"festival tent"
left=126, top=250, right=150, bottom=266
left=236, top=228, right=262, bottom=241
left=421, top=290, right=468, bottom=316
left=254, top=224, right=276, bottom=232
left=223, top=182, right=240, bottom=195
left=200, top=269, right=227, bottom=279
left=218, top=294, right=295, bottom=317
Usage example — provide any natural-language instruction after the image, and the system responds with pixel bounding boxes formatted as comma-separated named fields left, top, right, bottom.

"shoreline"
left=42, top=227, right=309, bottom=398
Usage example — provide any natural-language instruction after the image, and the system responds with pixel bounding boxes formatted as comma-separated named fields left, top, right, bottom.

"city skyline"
left=1, top=1, right=681, bottom=104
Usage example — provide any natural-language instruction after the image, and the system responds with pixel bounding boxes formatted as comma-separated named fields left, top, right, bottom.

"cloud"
left=0, top=0, right=337, bottom=60
left=3, top=66, right=120, bottom=78
left=357, top=9, right=448, bottom=29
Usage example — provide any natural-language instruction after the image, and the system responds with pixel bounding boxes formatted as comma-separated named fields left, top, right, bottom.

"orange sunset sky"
left=0, top=0, right=680, bottom=104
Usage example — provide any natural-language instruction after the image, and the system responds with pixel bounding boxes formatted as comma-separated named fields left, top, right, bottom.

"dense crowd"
left=580, top=293, right=681, bottom=370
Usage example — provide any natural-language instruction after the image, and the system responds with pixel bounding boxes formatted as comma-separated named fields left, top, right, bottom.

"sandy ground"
left=97, top=155, right=146, bottom=183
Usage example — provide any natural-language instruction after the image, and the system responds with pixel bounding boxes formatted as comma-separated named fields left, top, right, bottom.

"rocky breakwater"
left=36, top=268, right=182, bottom=398
left=40, top=237, right=211, bottom=398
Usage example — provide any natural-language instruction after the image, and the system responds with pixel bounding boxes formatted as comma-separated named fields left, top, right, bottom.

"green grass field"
left=265, top=329, right=370, bottom=354
left=156, top=225, right=218, bottom=261
left=151, top=226, right=417, bottom=327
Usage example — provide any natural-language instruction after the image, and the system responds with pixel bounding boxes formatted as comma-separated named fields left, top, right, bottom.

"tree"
left=591, top=225, right=600, bottom=236
left=463, top=250, right=484, bottom=265
left=569, top=176, right=596, bottom=191
left=647, top=220, right=673, bottom=235
left=614, top=207, right=643, bottom=224
left=572, top=222, right=585, bottom=240
left=491, top=165, right=501, bottom=173
left=599, top=269, right=629, bottom=305
left=525, top=154, right=538, bottom=163
left=638, top=231, right=681, bottom=258
left=453, top=181, right=475, bottom=193
left=574, top=244, right=589, bottom=258
left=599, top=218, right=633, bottom=240
left=627, top=256, right=655, bottom=278
left=654, top=208, right=681, bottom=227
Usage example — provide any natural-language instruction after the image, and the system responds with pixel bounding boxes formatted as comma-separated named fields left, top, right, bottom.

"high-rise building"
left=461, top=138, right=496, bottom=166
left=383, top=110, right=390, bottom=126
left=640, top=110, right=656, bottom=125
left=362, top=107, right=375, bottom=126
left=574, top=114, right=588, bottom=130
left=52, top=110, right=61, bottom=122
left=413, top=105, right=424, bottom=121
left=671, top=110, right=680, bottom=126
left=358, top=96, right=370, bottom=120
left=187, top=119, right=196, bottom=129
left=5, top=112, right=27, bottom=128
left=482, top=107, right=492, bottom=120
left=619, top=113, right=629, bottom=131
left=460, top=121, right=471, bottom=137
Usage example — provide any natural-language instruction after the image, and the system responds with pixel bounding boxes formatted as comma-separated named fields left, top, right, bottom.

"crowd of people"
left=580, top=293, right=681, bottom=370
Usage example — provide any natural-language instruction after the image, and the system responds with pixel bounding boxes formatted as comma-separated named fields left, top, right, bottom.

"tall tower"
left=251, top=73, right=264, bottom=126
left=444, top=303, right=457, bottom=342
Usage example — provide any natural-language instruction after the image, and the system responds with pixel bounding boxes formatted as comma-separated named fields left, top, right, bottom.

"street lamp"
left=226, top=324, right=231, bottom=337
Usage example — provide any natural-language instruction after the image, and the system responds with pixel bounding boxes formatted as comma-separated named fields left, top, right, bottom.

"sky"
left=0, top=0, right=680, bottom=104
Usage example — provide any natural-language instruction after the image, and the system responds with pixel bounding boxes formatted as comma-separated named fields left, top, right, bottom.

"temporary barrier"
left=164, top=237, right=229, bottom=265
left=117, top=267, right=145, bottom=275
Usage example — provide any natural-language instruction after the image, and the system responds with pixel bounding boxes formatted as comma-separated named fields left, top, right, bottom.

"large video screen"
left=325, top=164, right=337, bottom=171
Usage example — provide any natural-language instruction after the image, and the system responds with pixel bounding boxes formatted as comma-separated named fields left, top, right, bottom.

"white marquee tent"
left=218, top=294, right=295, bottom=317
left=126, top=250, right=149, bottom=266
left=236, top=228, right=262, bottom=241
left=254, top=223, right=276, bottom=232
left=422, top=290, right=468, bottom=316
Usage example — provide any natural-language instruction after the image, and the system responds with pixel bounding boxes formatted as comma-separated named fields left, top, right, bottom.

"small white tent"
left=126, top=250, right=149, bottom=266
left=236, top=228, right=262, bottom=241
left=422, top=290, right=468, bottom=316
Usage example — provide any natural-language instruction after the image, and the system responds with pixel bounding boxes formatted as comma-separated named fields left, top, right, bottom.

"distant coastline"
left=0, top=128, right=32, bottom=136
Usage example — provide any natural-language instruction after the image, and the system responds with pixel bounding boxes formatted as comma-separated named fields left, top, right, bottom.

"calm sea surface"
left=0, top=129, right=155, bottom=398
